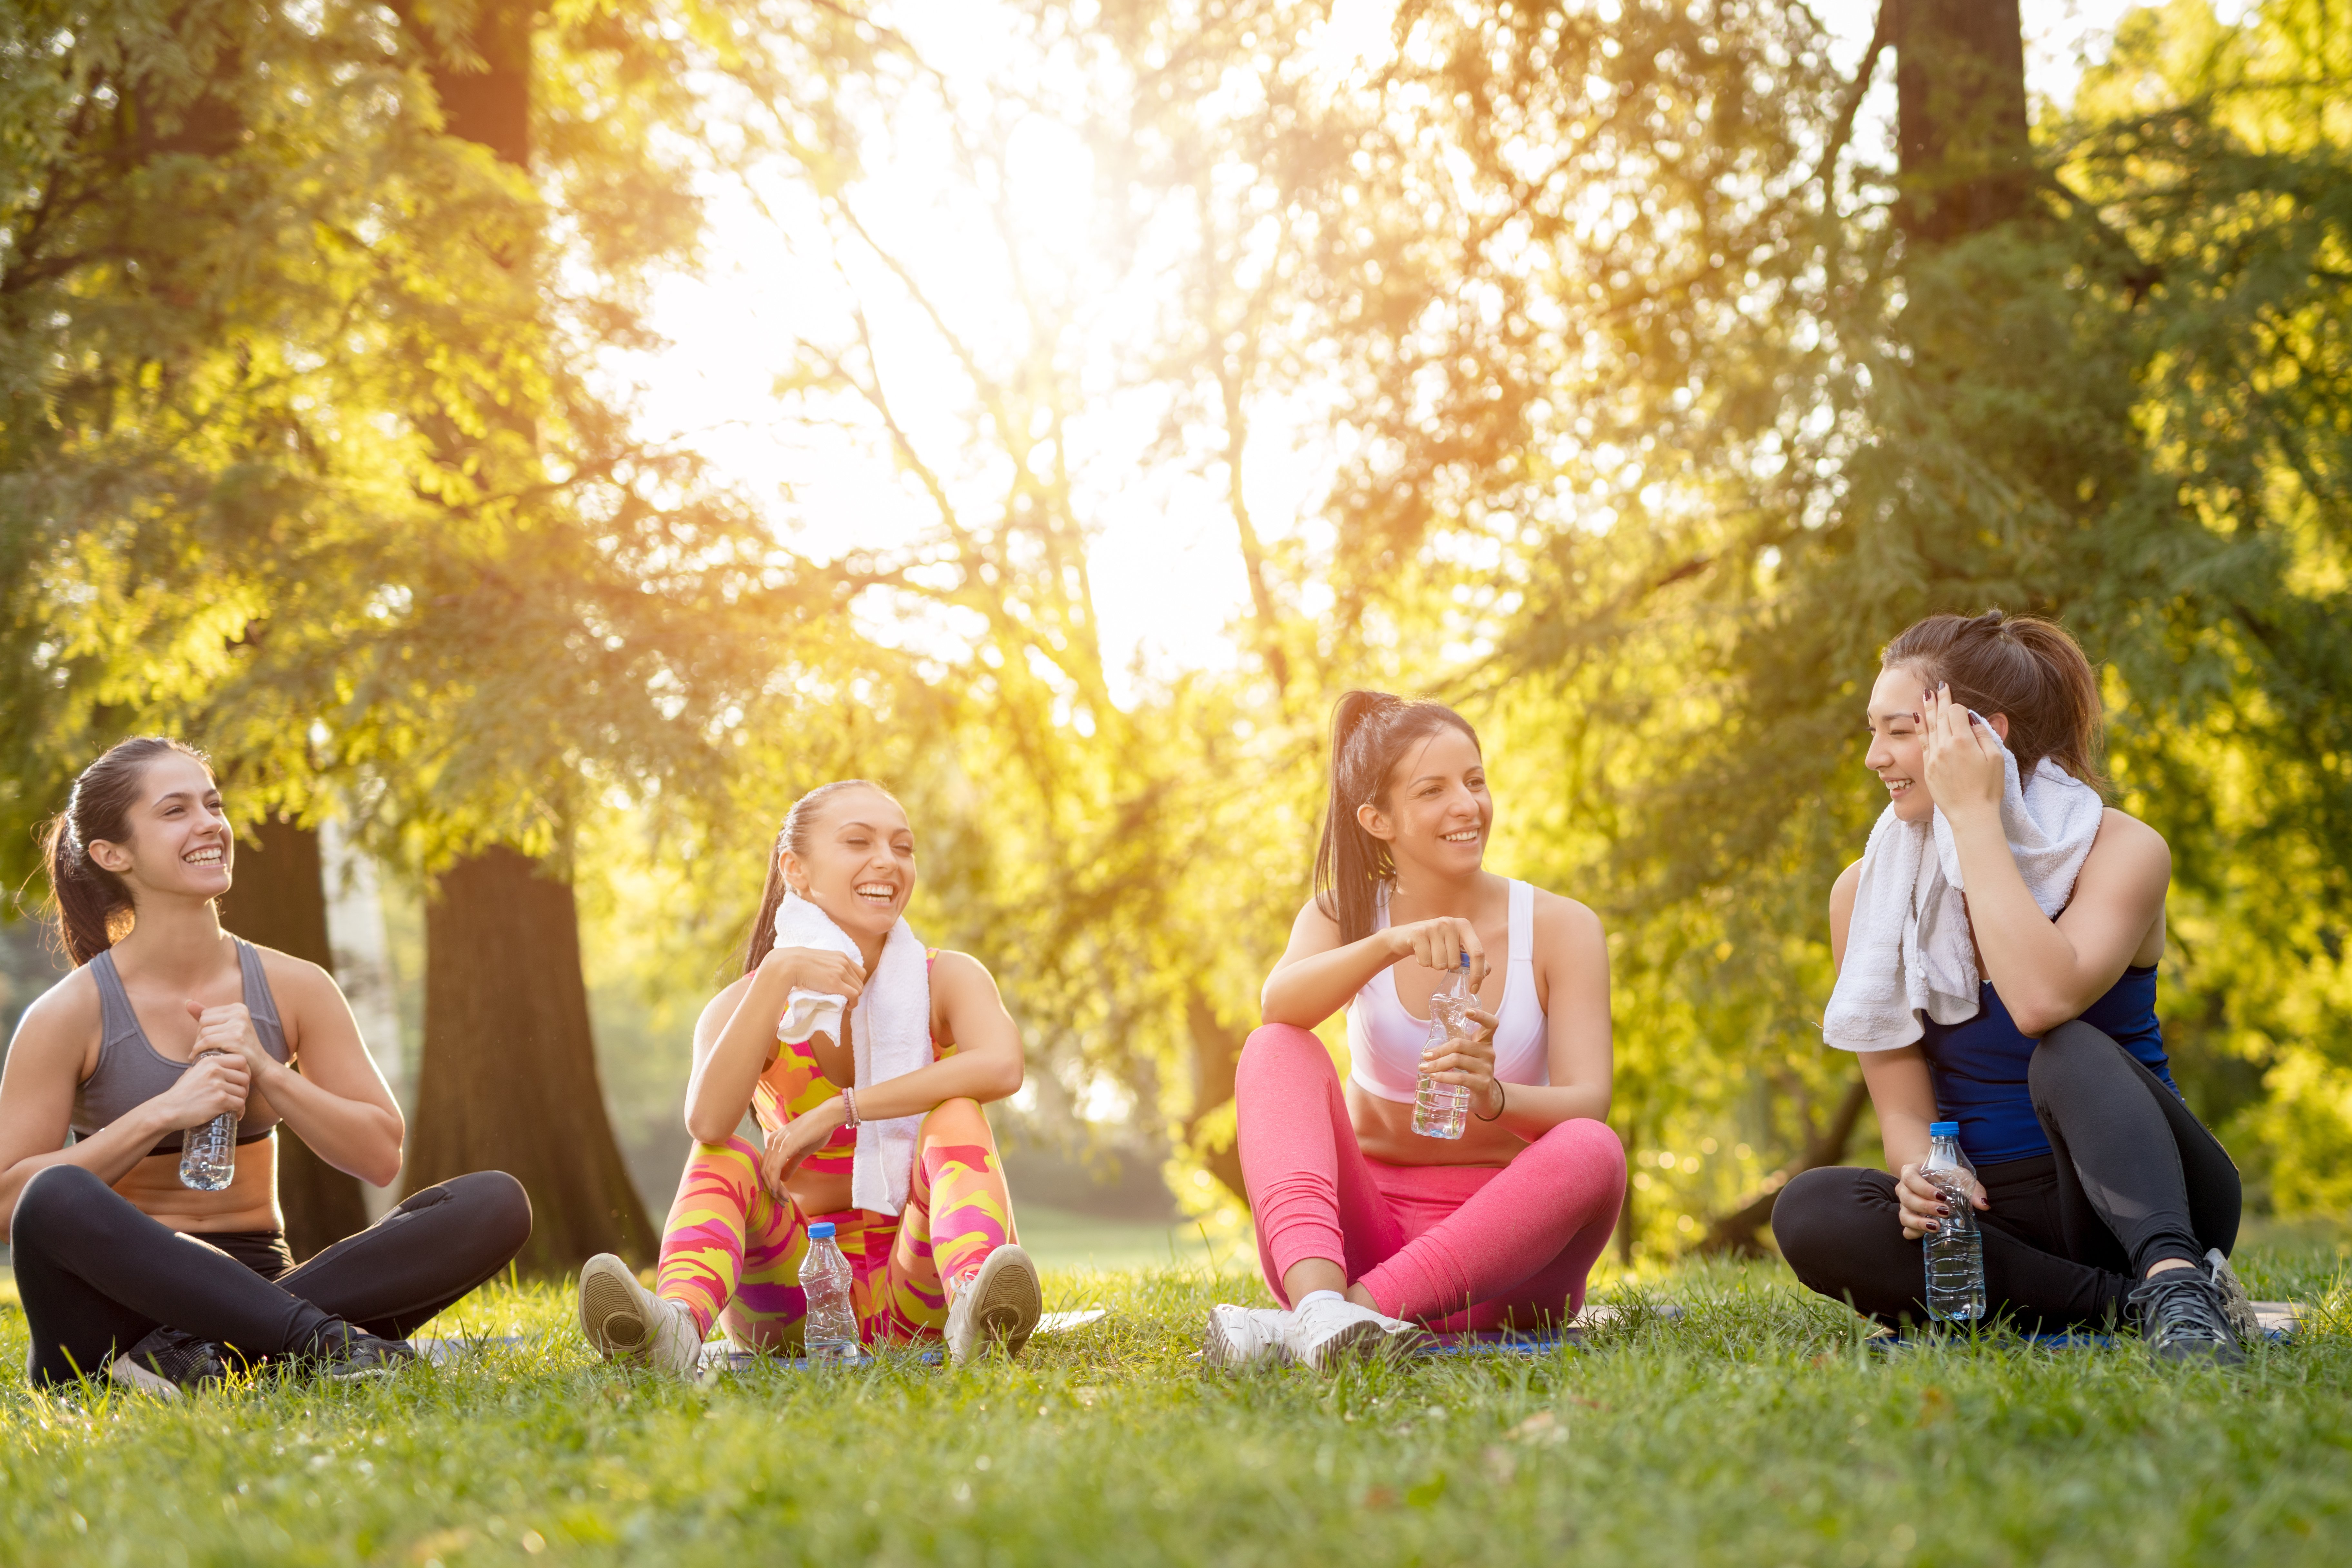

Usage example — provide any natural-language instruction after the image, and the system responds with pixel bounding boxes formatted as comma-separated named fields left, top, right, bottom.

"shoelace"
left=2126, top=1270, right=2236, bottom=1347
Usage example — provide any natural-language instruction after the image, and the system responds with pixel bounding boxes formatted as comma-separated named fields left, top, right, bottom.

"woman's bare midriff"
left=1348, top=1080, right=1526, bottom=1168
left=111, top=1138, right=282, bottom=1234
left=785, top=1169, right=855, bottom=1216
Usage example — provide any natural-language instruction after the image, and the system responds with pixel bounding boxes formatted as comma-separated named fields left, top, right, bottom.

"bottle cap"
left=1459, top=952, right=1471, bottom=969
left=808, top=1221, right=836, bottom=1241
left=1928, top=1120, right=1960, bottom=1137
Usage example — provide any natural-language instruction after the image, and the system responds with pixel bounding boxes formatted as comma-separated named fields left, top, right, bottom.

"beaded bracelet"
left=842, top=1086, right=861, bottom=1129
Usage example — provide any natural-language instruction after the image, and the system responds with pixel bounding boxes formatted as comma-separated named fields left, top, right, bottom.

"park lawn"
left=0, top=1245, right=2346, bottom=1568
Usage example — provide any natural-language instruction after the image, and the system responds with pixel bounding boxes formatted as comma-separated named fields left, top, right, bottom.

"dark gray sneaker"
left=304, top=1326, right=419, bottom=1382
left=2204, top=1248, right=2262, bottom=1344
left=107, top=1327, right=226, bottom=1399
left=2127, top=1267, right=2245, bottom=1366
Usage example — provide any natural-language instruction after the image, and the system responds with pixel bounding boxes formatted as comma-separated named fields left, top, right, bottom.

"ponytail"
left=1882, top=609, right=2108, bottom=793
left=43, top=736, right=212, bottom=966
left=739, top=778, right=903, bottom=975
left=1312, top=691, right=1481, bottom=946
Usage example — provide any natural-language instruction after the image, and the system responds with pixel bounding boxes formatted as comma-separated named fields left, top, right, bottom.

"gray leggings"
left=1773, top=1022, right=2241, bottom=1330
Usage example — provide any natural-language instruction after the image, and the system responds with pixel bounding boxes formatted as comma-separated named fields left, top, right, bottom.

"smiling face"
left=1359, top=723, right=1491, bottom=881
left=781, top=785, right=916, bottom=945
left=83, top=752, right=235, bottom=903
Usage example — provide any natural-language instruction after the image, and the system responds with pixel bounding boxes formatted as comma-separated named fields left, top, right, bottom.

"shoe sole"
left=962, top=1245, right=1043, bottom=1362
left=1304, top=1318, right=1398, bottom=1372
left=578, top=1255, right=652, bottom=1363
left=107, top=1357, right=181, bottom=1400
left=1201, top=1313, right=1289, bottom=1371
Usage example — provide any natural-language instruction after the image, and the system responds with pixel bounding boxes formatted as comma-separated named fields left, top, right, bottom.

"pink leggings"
left=1236, top=1023, right=1626, bottom=1330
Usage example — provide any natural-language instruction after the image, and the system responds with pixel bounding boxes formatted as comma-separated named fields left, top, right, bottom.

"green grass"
left=1, top=1242, right=2348, bottom=1567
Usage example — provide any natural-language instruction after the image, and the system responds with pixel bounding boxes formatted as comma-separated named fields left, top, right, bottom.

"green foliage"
left=0, top=1248, right=2347, bottom=1565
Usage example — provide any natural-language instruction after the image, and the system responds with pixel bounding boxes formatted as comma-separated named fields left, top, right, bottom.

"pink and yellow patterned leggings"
left=654, top=1097, right=1017, bottom=1348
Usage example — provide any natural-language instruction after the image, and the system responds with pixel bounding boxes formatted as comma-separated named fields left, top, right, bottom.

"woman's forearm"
left=0, top=1107, right=175, bottom=1235
left=1945, top=802, right=2083, bottom=1025
left=845, top=1048, right=1022, bottom=1122
left=253, top=1063, right=404, bottom=1188
left=1262, top=932, right=1403, bottom=1027
left=1487, top=1080, right=1610, bottom=1140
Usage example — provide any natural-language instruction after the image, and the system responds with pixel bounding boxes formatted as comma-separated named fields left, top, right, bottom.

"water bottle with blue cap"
left=799, top=1220, right=863, bottom=1363
left=1921, top=1120, right=1985, bottom=1323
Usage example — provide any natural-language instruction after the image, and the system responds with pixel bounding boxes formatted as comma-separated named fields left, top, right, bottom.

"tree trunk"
left=384, top=2, right=648, bottom=1272
left=1183, top=992, right=1250, bottom=1207
left=216, top=816, right=373, bottom=1260
left=407, top=846, right=651, bottom=1272
left=1892, top=0, right=2030, bottom=242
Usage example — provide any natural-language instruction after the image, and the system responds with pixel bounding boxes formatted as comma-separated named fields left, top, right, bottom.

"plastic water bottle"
left=799, top=1220, right=863, bottom=1364
left=1412, top=954, right=1476, bottom=1140
left=1921, top=1120, right=1985, bottom=1325
left=178, top=1052, right=237, bottom=1192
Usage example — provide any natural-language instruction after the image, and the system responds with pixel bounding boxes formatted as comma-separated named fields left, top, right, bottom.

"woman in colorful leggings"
left=1207, top=693, right=1626, bottom=1371
left=575, top=779, right=1037, bottom=1372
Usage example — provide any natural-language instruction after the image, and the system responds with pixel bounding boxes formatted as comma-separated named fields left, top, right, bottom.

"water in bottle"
left=1921, top=1119, right=1986, bottom=1325
left=178, top=1051, right=238, bottom=1192
left=799, top=1220, right=864, bottom=1364
left=1412, top=954, right=1477, bottom=1140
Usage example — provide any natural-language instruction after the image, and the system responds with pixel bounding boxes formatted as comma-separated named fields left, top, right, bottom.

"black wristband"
left=1474, top=1080, right=1505, bottom=1122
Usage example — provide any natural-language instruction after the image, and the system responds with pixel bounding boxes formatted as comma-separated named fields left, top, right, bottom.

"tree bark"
left=215, top=815, right=372, bottom=1260
left=384, top=1, right=649, bottom=1272
left=408, top=846, right=651, bottom=1272
left=1891, top=0, right=2030, bottom=242
left=1183, top=991, right=1251, bottom=1207
left=1694, top=1076, right=1872, bottom=1259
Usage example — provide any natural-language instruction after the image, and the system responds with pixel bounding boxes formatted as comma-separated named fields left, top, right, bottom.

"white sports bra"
left=1347, top=879, right=1549, bottom=1104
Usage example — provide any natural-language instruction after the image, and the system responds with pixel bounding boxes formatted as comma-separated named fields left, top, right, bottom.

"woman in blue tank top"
left=1773, top=612, right=2251, bottom=1362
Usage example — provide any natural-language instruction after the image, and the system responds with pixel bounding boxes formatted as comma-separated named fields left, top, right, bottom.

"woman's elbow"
left=985, top=1055, right=1024, bottom=1102
left=684, top=1110, right=735, bottom=1147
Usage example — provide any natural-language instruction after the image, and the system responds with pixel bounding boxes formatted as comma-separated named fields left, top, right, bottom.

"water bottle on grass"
left=799, top=1221, right=863, bottom=1364
left=178, top=1052, right=237, bottom=1192
left=1412, top=954, right=1476, bottom=1140
left=1921, top=1120, right=1985, bottom=1325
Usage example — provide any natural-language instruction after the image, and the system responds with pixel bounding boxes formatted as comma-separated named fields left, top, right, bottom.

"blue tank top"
left=1918, top=964, right=2177, bottom=1166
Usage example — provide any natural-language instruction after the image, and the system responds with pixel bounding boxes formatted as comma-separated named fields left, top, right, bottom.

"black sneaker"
left=107, top=1327, right=226, bottom=1400
left=303, top=1325, right=419, bottom=1382
left=2127, top=1267, right=2245, bottom=1366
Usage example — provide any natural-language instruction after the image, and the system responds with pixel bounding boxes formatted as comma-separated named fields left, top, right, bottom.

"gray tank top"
left=73, top=938, right=292, bottom=1156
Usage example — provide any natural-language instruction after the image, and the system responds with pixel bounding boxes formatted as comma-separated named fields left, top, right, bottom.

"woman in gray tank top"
left=0, top=737, right=532, bottom=1391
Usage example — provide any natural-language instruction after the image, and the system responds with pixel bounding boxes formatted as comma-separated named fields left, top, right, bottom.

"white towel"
left=770, top=892, right=933, bottom=1216
left=1822, top=722, right=2104, bottom=1052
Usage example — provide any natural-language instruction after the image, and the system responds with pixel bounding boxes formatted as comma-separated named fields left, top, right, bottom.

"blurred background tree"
left=4, top=0, right=2344, bottom=1272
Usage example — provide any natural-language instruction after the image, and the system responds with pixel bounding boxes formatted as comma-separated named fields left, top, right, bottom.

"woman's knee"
left=454, top=1169, right=533, bottom=1255
left=920, top=1096, right=990, bottom=1142
left=1770, top=1166, right=1881, bottom=1271
left=1237, top=1023, right=1334, bottom=1097
left=9, top=1163, right=112, bottom=1255
left=1534, top=1117, right=1626, bottom=1185
left=2027, top=1020, right=2125, bottom=1105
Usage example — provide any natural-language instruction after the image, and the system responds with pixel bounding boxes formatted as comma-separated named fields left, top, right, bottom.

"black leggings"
left=10, top=1163, right=532, bottom=1385
left=1773, top=1021, right=2241, bottom=1331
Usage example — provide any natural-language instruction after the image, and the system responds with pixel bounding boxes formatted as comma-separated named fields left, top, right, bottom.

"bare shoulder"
left=6, top=963, right=101, bottom=1070
left=1529, top=886, right=1604, bottom=952
left=245, top=943, right=341, bottom=1009
left=696, top=971, right=757, bottom=1043
left=2086, top=806, right=2171, bottom=882
left=1831, top=858, right=1863, bottom=914
left=929, top=949, right=998, bottom=992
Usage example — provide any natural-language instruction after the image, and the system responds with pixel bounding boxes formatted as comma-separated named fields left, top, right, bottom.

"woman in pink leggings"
left=1207, top=691, right=1624, bottom=1370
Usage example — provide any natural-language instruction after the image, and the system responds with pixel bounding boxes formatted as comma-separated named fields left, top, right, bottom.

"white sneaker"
left=1201, top=1304, right=1294, bottom=1370
left=1281, top=1294, right=1422, bottom=1372
left=2205, top=1248, right=2262, bottom=1344
left=944, top=1244, right=1042, bottom=1366
left=578, top=1254, right=705, bottom=1377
